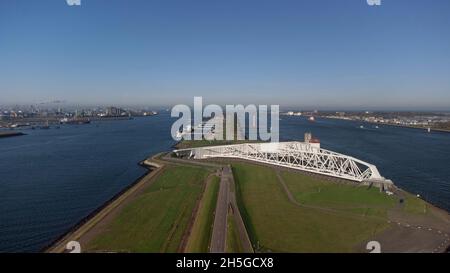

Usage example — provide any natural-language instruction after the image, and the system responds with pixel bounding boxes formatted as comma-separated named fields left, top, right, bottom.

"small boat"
left=427, top=127, right=431, bottom=133
left=308, top=116, right=315, bottom=122
left=375, top=126, right=379, bottom=129
left=360, top=125, right=364, bottom=129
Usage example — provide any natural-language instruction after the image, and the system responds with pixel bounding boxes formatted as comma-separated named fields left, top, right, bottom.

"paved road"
left=210, top=166, right=231, bottom=253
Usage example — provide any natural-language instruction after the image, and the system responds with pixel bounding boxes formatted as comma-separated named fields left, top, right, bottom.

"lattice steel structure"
left=174, top=142, right=389, bottom=183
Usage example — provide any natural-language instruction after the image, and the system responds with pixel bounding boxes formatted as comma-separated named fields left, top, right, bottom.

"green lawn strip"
left=232, top=162, right=389, bottom=253
left=232, top=164, right=259, bottom=249
left=226, top=209, right=244, bottom=253
left=86, top=165, right=209, bottom=252
left=403, top=192, right=429, bottom=215
left=281, top=171, right=396, bottom=217
left=185, top=175, right=220, bottom=252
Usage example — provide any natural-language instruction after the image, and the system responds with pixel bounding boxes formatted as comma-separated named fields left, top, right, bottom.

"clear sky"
left=1, top=0, right=449, bottom=110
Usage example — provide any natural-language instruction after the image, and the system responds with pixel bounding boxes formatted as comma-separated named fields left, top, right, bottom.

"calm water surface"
left=0, top=114, right=175, bottom=252
left=0, top=114, right=449, bottom=252
left=280, top=116, right=450, bottom=212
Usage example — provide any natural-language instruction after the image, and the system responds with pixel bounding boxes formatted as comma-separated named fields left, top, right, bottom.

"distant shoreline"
left=317, top=116, right=450, bottom=133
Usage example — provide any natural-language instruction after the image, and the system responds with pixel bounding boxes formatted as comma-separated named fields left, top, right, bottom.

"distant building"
left=304, top=132, right=320, bottom=148
left=105, top=106, right=127, bottom=116
left=106, top=107, right=118, bottom=116
left=304, top=132, right=312, bottom=143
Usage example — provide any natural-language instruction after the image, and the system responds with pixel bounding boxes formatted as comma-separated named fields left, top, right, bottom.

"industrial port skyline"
left=2, top=1, right=450, bottom=110
left=2, top=102, right=449, bottom=128
left=1, top=0, right=450, bottom=263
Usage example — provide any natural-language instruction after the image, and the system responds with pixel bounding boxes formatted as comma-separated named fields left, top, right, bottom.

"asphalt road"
left=210, top=166, right=231, bottom=253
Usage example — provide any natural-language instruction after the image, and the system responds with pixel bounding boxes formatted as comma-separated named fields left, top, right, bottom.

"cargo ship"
left=60, top=118, right=91, bottom=125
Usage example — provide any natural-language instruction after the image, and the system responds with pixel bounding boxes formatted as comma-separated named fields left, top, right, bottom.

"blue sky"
left=1, top=0, right=449, bottom=110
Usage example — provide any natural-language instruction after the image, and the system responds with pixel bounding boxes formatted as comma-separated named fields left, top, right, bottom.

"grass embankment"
left=86, top=165, right=210, bottom=253
left=281, top=171, right=396, bottom=218
left=403, top=192, right=429, bottom=215
left=185, top=175, right=220, bottom=252
left=232, top=163, right=393, bottom=253
left=226, top=208, right=244, bottom=253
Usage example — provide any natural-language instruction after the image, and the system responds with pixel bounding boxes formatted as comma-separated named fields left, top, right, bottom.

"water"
left=1, top=114, right=449, bottom=252
left=280, top=116, right=450, bottom=212
left=0, top=113, right=176, bottom=252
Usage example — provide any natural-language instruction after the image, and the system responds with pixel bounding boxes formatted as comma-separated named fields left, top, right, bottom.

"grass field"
left=232, top=163, right=391, bottom=253
left=226, top=208, right=244, bottom=253
left=86, top=165, right=210, bottom=252
left=403, top=192, right=428, bottom=215
left=281, top=171, right=396, bottom=218
left=185, top=175, right=220, bottom=252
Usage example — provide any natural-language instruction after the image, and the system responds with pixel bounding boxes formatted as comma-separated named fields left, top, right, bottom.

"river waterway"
left=281, top=116, right=450, bottom=213
left=0, top=113, right=449, bottom=252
